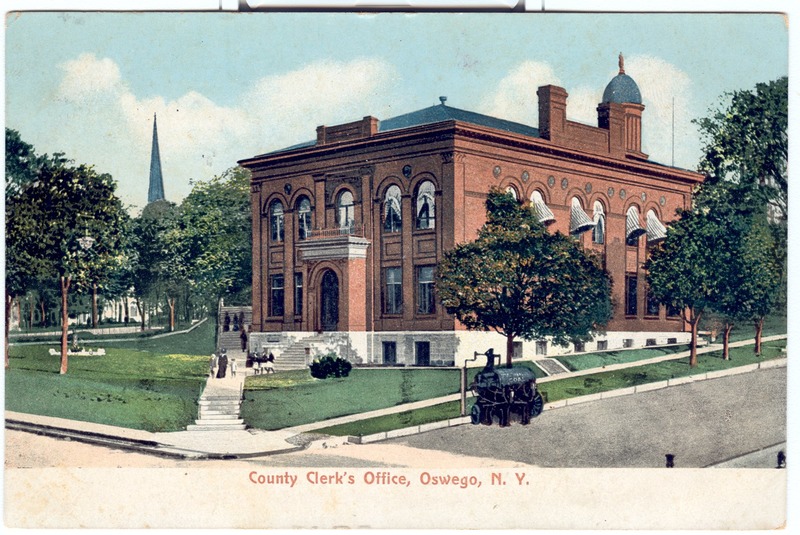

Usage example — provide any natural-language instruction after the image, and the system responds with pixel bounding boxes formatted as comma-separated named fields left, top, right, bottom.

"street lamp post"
left=71, top=231, right=95, bottom=351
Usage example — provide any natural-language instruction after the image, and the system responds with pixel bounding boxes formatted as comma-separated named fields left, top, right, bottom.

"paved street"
left=385, top=366, right=787, bottom=468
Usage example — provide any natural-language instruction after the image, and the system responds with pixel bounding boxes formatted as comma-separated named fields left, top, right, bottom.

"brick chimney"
left=537, top=85, right=568, bottom=143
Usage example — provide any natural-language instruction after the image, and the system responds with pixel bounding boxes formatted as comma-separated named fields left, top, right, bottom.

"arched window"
left=506, top=185, right=518, bottom=201
left=646, top=209, right=667, bottom=244
left=626, top=205, right=646, bottom=246
left=296, top=196, right=312, bottom=240
left=592, top=201, right=606, bottom=244
left=269, top=200, right=284, bottom=242
left=337, top=190, right=355, bottom=230
left=383, top=185, right=402, bottom=233
left=416, top=181, right=436, bottom=230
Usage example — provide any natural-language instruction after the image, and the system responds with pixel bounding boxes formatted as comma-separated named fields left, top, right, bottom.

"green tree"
left=129, top=200, right=182, bottom=331
left=646, top=205, right=728, bottom=367
left=9, top=159, right=127, bottom=373
left=695, top=77, right=787, bottom=217
left=713, top=210, right=780, bottom=357
left=177, top=166, right=252, bottom=313
left=436, top=189, right=612, bottom=367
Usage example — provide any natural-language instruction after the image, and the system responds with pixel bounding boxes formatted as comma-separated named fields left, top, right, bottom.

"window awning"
left=626, top=207, right=647, bottom=243
left=570, top=198, right=595, bottom=234
left=530, top=192, right=555, bottom=225
left=646, top=210, right=667, bottom=243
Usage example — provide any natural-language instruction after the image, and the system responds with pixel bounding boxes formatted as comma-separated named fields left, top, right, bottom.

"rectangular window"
left=513, top=341, right=523, bottom=360
left=667, top=337, right=678, bottom=345
left=625, top=274, right=638, bottom=316
left=667, top=303, right=681, bottom=318
left=270, top=274, right=284, bottom=317
left=597, top=340, right=608, bottom=351
left=623, top=339, right=634, bottom=348
left=535, top=341, right=547, bottom=356
left=383, top=341, right=397, bottom=365
left=416, top=266, right=435, bottom=315
left=646, top=338, right=657, bottom=347
left=294, top=273, right=303, bottom=316
left=415, top=341, right=430, bottom=366
left=384, top=267, right=402, bottom=315
left=646, top=286, right=660, bottom=316
left=574, top=341, right=585, bottom=353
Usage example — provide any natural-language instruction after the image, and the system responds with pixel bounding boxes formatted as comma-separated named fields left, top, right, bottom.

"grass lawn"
left=539, top=339, right=785, bottom=403
left=314, top=339, right=786, bottom=437
left=5, top=320, right=214, bottom=432
left=241, top=360, right=549, bottom=431
left=554, top=344, right=691, bottom=372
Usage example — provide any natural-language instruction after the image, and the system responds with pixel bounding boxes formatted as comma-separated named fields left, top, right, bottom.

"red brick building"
left=240, top=58, right=704, bottom=366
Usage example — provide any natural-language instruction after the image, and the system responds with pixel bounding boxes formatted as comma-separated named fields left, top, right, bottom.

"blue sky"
left=5, top=12, right=788, bottom=212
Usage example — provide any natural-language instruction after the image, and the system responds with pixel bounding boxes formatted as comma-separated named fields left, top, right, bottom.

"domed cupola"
left=602, top=53, right=642, bottom=105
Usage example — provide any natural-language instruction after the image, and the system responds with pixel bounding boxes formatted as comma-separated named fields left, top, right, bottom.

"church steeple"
left=148, top=113, right=165, bottom=203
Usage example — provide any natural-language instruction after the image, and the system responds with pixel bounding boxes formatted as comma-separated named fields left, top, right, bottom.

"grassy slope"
left=315, top=339, right=786, bottom=437
left=5, top=320, right=214, bottom=432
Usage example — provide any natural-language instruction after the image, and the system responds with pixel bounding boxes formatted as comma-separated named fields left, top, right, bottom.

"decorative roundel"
left=522, top=171, right=530, bottom=182
left=641, top=192, right=647, bottom=201
left=619, top=189, right=627, bottom=199
left=561, top=178, right=568, bottom=190
left=284, top=183, right=292, bottom=195
left=660, top=196, right=666, bottom=206
left=608, top=187, right=615, bottom=197
left=402, top=165, right=412, bottom=178
left=493, top=165, right=501, bottom=178
left=547, top=175, right=556, bottom=187
left=585, top=183, right=593, bottom=193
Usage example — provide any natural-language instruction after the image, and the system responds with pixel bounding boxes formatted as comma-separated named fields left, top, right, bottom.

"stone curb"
left=350, top=416, right=472, bottom=444
left=347, top=358, right=787, bottom=445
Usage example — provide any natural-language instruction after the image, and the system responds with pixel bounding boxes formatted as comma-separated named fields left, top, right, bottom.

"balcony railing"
left=307, top=223, right=365, bottom=240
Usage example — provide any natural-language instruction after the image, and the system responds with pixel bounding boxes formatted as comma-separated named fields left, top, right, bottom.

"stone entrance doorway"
left=320, top=270, right=339, bottom=331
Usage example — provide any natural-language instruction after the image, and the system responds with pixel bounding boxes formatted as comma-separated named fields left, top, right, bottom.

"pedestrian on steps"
left=240, top=327, right=248, bottom=352
left=216, top=349, right=228, bottom=379
left=209, top=352, right=218, bottom=378
left=231, top=359, right=238, bottom=378
left=265, top=352, right=276, bottom=374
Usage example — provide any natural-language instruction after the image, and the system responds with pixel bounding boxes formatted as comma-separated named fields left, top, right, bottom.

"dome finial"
left=618, top=52, right=625, bottom=74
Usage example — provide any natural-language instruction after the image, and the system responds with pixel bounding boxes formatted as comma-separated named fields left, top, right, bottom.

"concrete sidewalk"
left=5, top=334, right=786, bottom=459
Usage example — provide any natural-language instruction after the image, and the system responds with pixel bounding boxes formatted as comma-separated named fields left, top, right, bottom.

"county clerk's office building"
left=240, top=57, right=704, bottom=367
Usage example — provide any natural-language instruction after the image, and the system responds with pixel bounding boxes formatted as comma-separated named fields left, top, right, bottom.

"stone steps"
left=186, top=423, right=247, bottom=431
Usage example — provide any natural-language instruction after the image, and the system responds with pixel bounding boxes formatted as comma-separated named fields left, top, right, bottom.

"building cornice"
left=240, top=119, right=704, bottom=187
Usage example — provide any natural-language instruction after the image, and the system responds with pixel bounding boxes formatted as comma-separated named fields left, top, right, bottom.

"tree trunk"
left=16, top=299, right=22, bottom=331
left=60, top=276, right=71, bottom=375
left=40, top=298, right=46, bottom=328
left=722, top=322, right=733, bottom=360
left=5, top=294, right=13, bottom=369
left=505, top=334, right=515, bottom=368
left=754, top=318, right=764, bottom=355
left=28, top=297, right=34, bottom=331
left=688, top=309, right=702, bottom=368
left=91, top=283, right=98, bottom=328
left=167, top=296, right=175, bottom=332
left=136, top=299, right=145, bottom=331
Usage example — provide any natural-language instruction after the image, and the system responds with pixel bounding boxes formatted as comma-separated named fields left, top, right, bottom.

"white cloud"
left=478, top=60, right=562, bottom=125
left=58, top=53, right=122, bottom=100
left=49, top=55, right=398, bottom=212
left=482, top=55, right=698, bottom=168
left=623, top=55, right=697, bottom=168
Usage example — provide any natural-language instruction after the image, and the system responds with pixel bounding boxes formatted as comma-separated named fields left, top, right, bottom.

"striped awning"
left=531, top=192, right=556, bottom=225
left=646, top=210, right=667, bottom=243
left=626, top=206, right=647, bottom=243
left=570, top=198, right=595, bottom=234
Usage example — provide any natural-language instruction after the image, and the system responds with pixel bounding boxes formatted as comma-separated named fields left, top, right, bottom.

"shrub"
left=309, top=353, right=352, bottom=379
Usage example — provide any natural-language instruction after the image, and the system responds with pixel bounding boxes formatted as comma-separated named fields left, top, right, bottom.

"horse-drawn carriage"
left=470, top=349, right=544, bottom=426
